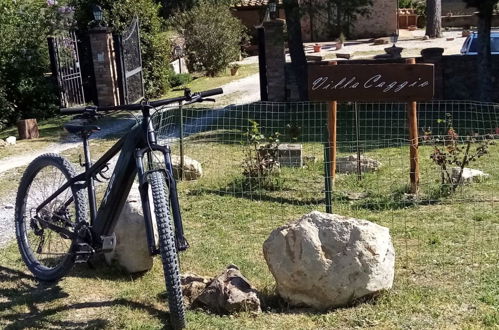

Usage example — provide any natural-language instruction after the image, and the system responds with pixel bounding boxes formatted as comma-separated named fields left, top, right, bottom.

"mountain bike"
left=14, top=88, right=223, bottom=329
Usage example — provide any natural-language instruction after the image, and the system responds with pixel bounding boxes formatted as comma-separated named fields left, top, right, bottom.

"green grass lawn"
left=0, top=103, right=497, bottom=329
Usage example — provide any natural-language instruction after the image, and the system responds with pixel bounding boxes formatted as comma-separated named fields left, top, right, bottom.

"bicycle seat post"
left=82, top=132, right=97, bottom=223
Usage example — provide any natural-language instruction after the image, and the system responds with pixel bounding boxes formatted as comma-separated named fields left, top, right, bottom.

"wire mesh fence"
left=153, top=100, right=498, bottom=293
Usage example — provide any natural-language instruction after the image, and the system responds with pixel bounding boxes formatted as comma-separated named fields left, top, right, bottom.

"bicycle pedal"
left=176, top=237, right=190, bottom=252
left=74, top=243, right=95, bottom=263
left=100, top=233, right=116, bottom=253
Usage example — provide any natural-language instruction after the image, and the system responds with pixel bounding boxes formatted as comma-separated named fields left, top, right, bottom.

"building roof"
left=233, top=0, right=283, bottom=9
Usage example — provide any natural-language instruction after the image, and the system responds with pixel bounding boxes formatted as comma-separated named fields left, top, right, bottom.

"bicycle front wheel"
left=15, top=154, right=87, bottom=281
left=149, top=171, right=186, bottom=329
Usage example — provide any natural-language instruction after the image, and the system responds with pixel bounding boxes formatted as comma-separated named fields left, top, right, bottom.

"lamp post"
left=174, top=45, right=183, bottom=74
left=390, top=32, right=399, bottom=48
left=269, top=0, right=277, bottom=20
left=91, top=4, right=105, bottom=27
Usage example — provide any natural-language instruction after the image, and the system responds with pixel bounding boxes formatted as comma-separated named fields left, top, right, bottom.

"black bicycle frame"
left=36, top=109, right=187, bottom=255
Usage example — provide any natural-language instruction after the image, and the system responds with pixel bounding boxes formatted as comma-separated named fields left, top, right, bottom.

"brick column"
left=263, top=19, right=286, bottom=102
left=89, top=27, right=120, bottom=106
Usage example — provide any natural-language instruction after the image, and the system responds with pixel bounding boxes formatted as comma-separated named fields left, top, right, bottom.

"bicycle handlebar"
left=60, top=88, right=224, bottom=115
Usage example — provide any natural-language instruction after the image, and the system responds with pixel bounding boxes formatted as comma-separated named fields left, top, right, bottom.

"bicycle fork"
left=135, top=145, right=190, bottom=255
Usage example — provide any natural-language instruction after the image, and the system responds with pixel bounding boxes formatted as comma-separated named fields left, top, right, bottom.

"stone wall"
left=442, top=0, right=476, bottom=15
left=442, top=14, right=499, bottom=28
left=437, top=55, right=499, bottom=101
left=352, top=0, right=397, bottom=39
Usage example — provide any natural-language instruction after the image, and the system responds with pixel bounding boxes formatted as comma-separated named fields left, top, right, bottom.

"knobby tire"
left=149, top=171, right=186, bottom=329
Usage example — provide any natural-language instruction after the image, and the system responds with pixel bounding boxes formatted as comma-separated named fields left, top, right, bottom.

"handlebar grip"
left=199, top=88, right=223, bottom=98
left=60, top=107, right=87, bottom=115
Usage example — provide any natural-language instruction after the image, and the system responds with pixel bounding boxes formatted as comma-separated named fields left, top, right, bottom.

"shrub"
left=170, top=73, right=193, bottom=88
left=171, top=1, right=248, bottom=76
left=73, top=0, right=173, bottom=98
left=242, top=120, right=281, bottom=190
left=425, top=113, right=493, bottom=193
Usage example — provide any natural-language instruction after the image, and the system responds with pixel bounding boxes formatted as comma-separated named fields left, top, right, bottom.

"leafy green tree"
left=323, top=0, right=373, bottom=37
left=0, top=0, right=69, bottom=128
left=159, top=0, right=236, bottom=18
left=462, top=0, right=498, bottom=101
left=171, top=1, right=248, bottom=76
left=73, top=0, right=172, bottom=97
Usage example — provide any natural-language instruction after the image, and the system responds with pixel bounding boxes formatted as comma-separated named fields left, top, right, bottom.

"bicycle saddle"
left=63, top=122, right=101, bottom=137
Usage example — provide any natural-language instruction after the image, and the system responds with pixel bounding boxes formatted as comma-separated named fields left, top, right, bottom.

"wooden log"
left=17, top=119, right=39, bottom=140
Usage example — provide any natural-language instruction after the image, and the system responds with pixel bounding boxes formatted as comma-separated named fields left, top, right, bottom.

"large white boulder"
left=105, top=183, right=158, bottom=273
left=451, top=167, right=489, bottom=184
left=263, top=211, right=395, bottom=310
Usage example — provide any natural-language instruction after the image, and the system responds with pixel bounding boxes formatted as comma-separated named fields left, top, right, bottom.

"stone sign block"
left=278, top=144, right=303, bottom=167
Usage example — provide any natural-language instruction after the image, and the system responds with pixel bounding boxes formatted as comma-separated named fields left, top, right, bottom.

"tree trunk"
left=425, top=0, right=442, bottom=38
left=283, top=0, right=308, bottom=100
left=476, top=4, right=494, bottom=102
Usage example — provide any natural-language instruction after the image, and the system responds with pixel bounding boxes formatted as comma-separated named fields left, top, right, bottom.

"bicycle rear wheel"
left=15, top=154, right=87, bottom=281
left=148, top=171, right=186, bottom=329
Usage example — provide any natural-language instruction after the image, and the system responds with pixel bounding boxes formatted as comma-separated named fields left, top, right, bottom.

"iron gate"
left=115, top=17, right=145, bottom=104
left=48, top=32, right=86, bottom=108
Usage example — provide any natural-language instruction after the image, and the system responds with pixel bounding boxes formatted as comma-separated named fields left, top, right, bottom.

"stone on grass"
left=196, top=265, right=261, bottom=314
left=278, top=144, right=303, bottom=167
left=263, top=211, right=395, bottom=310
left=336, top=154, right=381, bottom=174
left=181, top=273, right=213, bottom=306
left=105, top=183, right=158, bottom=273
left=5, top=136, right=16, bottom=145
left=451, top=167, right=489, bottom=184
left=171, top=155, right=203, bottom=181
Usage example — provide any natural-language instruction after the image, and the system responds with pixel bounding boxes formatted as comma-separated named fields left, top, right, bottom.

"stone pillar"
left=420, top=47, right=444, bottom=99
left=263, top=19, right=286, bottom=102
left=89, top=27, right=121, bottom=106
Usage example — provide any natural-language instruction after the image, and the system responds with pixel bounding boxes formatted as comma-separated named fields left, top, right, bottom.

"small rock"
left=451, top=167, right=489, bottom=184
left=196, top=265, right=261, bottom=314
left=336, top=154, right=381, bottom=174
left=373, top=38, right=389, bottom=45
left=446, top=37, right=455, bottom=41
left=336, top=52, right=353, bottom=59
left=5, top=136, right=16, bottom=145
left=4, top=204, right=14, bottom=209
left=346, top=192, right=369, bottom=200
left=171, top=155, right=203, bottom=181
left=181, top=273, right=213, bottom=306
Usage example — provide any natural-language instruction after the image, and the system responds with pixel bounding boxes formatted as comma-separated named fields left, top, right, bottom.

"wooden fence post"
left=406, top=58, right=420, bottom=193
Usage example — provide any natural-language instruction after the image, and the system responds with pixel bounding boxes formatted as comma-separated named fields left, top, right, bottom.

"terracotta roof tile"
left=233, top=0, right=283, bottom=8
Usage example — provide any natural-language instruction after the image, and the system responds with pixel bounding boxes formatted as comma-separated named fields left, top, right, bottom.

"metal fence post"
left=179, top=103, right=184, bottom=181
